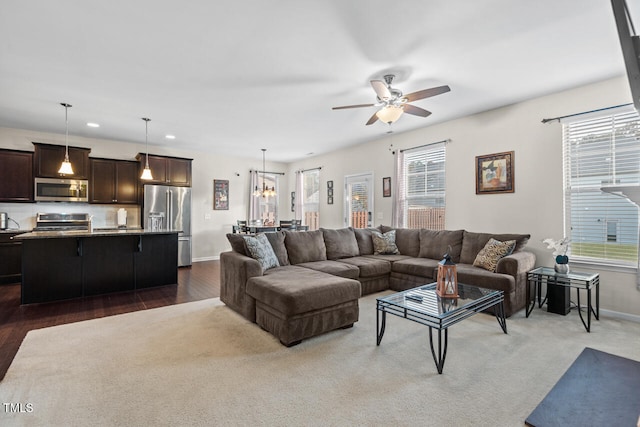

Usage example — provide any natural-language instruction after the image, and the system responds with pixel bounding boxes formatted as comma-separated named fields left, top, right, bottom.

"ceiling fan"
left=332, top=74, right=450, bottom=126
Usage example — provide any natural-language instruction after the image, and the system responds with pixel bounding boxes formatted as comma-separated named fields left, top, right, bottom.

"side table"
left=526, top=267, right=600, bottom=332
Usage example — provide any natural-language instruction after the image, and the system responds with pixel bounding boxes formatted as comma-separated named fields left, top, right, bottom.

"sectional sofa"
left=221, top=226, right=535, bottom=346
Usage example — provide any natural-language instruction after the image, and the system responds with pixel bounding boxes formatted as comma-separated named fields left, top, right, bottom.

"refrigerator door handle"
left=169, top=190, right=173, bottom=230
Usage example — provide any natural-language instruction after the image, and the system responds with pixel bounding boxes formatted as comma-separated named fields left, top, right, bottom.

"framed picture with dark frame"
left=213, top=179, right=229, bottom=210
left=327, top=196, right=333, bottom=205
left=475, top=151, right=515, bottom=194
left=382, top=177, right=391, bottom=197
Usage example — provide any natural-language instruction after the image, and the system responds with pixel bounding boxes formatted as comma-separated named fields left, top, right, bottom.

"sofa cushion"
left=264, top=231, right=290, bottom=266
left=226, top=233, right=248, bottom=256
left=242, top=233, right=279, bottom=272
left=394, top=228, right=421, bottom=257
left=371, top=230, right=400, bottom=255
left=391, top=257, right=440, bottom=279
left=353, top=227, right=379, bottom=255
left=473, top=238, right=516, bottom=272
left=455, top=263, right=515, bottom=294
left=460, top=231, right=531, bottom=264
left=338, top=256, right=391, bottom=278
left=284, top=230, right=327, bottom=264
left=418, top=229, right=464, bottom=262
left=321, top=227, right=360, bottom=260
left=296, top=260, right=360, bottom=280
left=246, top=266, right=361, bottom=316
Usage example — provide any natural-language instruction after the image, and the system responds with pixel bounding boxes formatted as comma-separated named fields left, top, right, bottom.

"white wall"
left=287, top=76, right=640, bottom=318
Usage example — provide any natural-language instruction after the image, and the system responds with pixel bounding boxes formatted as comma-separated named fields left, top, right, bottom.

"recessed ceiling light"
left=165, top=134, right=176, bottom=140
left=86, top=122, right=100, bottom=128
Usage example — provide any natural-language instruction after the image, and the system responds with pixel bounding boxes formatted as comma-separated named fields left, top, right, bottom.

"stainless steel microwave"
left=34, top=177, right=89, bottom=202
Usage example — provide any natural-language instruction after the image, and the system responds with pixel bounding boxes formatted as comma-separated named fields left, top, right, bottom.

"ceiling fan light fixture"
left=376, top=105, right=404, bottom=124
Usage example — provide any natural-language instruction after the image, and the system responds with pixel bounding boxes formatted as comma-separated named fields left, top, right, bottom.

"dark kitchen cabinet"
left=21, top=238, right=84, bottom=304
left=82, top=236, right=136, bottom=296
left=0, top=149, right=34, bottom=202
left=136, top=153, right=192, bottom=186
left=135, top=233, right=178, bottom=289
left=0, top=232, right=25, bottom=284
left=20, top=232, right=179, bottom=304
left=33, top=142, right=91, bottom=179
left=90, top=158, right=139, bottom=204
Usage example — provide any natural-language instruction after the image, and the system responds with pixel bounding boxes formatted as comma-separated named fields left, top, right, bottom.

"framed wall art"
left=383, top=177, right=391, bottom=197
left=213, top=179, right=229, bottom=210
left=475, top=151, right=514, bottom=194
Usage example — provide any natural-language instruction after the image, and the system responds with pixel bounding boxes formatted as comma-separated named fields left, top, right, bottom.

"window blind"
left=563, top=108, right=640, bottom=266
left=395, top=142, right=446, bottom=229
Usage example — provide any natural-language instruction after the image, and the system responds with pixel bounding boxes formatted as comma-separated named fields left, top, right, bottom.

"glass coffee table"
left=376, top=283, right=507, bottom=374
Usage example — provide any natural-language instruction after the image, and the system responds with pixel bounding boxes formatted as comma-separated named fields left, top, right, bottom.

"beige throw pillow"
left=473, top=238, right=516, bottom=272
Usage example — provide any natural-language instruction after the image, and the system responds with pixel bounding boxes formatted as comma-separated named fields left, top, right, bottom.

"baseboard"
left=599, top=308, right=640, bottom=323
left=193, top=255, right=220, bottom=263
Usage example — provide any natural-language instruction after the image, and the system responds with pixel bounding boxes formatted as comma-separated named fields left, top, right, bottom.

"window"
left=394, top=142, right=446, bottom=229
left=301, top=169, right=320, bottom=230
left=563, top=108, right=640, bottom=266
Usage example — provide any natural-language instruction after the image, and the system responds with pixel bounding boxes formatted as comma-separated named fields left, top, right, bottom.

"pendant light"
left=140, top=117, right=153, bottom=180
left=259, top=148, right=276, bottom=198
left=58, top=103, right=74, bottom=175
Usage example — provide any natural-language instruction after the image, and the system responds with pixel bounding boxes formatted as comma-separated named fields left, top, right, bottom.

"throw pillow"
left=371, top=230, right=400, bottom=255
left=321, top=227, right=360, bottom=259
left=242, top=233, right=280, bottom=272
left=473, top=238, right=516, bottom=272
left=226, top=233, right=248, bottom=256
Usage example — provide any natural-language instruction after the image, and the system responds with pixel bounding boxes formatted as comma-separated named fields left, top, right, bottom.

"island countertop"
left=13, top=228, right=181, bottom=240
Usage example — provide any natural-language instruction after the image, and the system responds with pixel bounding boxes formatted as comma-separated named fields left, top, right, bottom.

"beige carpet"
left=1, top=293, right=639, bottom=427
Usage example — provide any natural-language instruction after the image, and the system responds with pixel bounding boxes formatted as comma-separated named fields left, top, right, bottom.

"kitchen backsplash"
left=0, top=203, right=141, bottom=230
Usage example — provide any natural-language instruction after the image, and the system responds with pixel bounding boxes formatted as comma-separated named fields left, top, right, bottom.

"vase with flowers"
left=543, top=237, right=570, bottom=274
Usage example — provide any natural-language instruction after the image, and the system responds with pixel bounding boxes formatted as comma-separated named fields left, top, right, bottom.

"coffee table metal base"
left=376, top=284, right=507, bottom=374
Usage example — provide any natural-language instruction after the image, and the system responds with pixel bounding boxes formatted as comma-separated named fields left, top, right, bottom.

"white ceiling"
left=0, top=0, right=634, bottom=162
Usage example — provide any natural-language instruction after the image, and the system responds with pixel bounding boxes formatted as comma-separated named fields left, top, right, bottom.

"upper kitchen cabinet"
left=136, top=153, right=192, bottom=186
left=33, top=142, right=91, bottom=179
left=0, top=149, right=34, bottom=202
left=90, top=158, right=139, bottom=204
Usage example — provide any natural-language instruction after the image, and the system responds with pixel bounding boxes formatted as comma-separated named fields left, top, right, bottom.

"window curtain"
left=294, top=170, right=304, bottom=222
left=391, top=150, right=403, bottom=227
left=248, top=170, right=260, bottom=223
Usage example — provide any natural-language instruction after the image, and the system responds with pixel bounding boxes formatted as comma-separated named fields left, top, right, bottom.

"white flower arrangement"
left=542, top=237, right=570, bottom=263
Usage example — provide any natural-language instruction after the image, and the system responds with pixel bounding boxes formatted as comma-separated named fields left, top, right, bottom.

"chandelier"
left=253, top=148, right=276, bottom=198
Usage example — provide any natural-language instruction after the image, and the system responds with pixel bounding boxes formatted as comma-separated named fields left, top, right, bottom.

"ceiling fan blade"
left=332, top=103, right=375, bottom=110
left=403, top=104, right=432, bottom=118
left=365, top=111, right=379, bottom=125
left=403, top=85, right=451, bottom=102
left=370, top=80, right=391, bottom=100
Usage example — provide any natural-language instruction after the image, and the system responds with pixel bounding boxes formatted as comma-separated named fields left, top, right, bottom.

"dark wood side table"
left=526, top=267, right=600, bottom=332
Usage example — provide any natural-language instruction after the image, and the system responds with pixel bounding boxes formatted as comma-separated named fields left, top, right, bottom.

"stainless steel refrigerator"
left=142, top=184, right=192, bottom=267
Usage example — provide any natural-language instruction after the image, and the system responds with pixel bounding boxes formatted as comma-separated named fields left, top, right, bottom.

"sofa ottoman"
left=246, top=266, right=361, bottom=346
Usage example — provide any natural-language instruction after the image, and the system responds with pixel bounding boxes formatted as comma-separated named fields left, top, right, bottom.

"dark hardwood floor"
left=0, top=260, right=220, bottom=381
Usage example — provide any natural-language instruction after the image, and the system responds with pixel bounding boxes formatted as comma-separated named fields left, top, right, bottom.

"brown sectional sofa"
left=221, top=226, right=535, bottom=346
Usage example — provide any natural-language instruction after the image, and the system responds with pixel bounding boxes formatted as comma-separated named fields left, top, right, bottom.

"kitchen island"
left=15, top=229, right=179, bottom=304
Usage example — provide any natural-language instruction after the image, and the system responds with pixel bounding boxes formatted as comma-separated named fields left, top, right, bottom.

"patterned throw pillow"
left=242, top=233, right=279, bottom=272
left=473, top=238, right=516, bottom=272
left=371, top=230, right=400, bottom=255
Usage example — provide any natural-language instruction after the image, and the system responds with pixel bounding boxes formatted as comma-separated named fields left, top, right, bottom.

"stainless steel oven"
left=34, top=177, right=89, bottom=202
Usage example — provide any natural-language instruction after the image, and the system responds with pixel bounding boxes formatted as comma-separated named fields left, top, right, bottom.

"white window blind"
left=395, top=142, right=446, bottom=229
left=563, top=108, right=640, bottom=266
